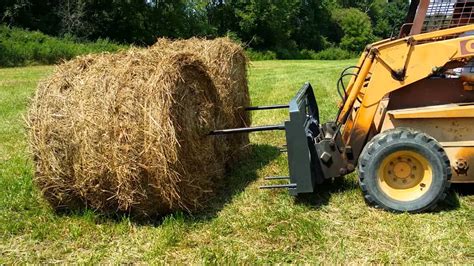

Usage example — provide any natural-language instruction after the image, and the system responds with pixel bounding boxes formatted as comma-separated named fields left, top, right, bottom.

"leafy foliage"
left=374, top=0, right=410, bottom=38
left=0, top=0, right=410, bottom=61
left=332, top=8, right=375, bottom=52
left=0, top=25, right=123, bottom=67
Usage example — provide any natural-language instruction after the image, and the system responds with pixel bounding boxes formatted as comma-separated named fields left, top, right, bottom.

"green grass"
left=0, top=61, right=473, bottom=263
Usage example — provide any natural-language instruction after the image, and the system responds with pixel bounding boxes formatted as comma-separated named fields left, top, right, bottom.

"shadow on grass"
left=436, top=183, right=474, bottom=211
left=451, top=183, right=474, bottom=196
left=294, top=177, right=469, bottom=213
left=197, top=143, right=281, bottom=219
left=54, top=144, right=280, bottom=225
left=294, top=176, right=358, bottom=209
left=55, top=149, right=471, bottom=223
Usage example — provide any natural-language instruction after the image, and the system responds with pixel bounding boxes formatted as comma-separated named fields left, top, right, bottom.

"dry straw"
left=152, top=38, right=251, bottom=162
left=27, top=38, right=250, bottom=217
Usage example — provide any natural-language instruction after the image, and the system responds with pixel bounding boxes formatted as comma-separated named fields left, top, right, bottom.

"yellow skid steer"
left=212, top=0, right=474, bottom=212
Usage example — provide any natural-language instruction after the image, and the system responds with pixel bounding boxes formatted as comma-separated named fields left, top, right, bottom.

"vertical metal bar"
left=411, top=0, right=430, bottom=35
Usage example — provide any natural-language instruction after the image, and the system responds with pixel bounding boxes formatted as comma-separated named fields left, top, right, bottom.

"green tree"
left=55, top=0, right=88, bottom=38
left=207, top=0, right=239, bottom=36
left=292, top=0, right=335, bottom=51
left=333, top=8, right=375, bottom=52
left=233, top=0, right=300, bottom=51
left=374, top=0, right=410, bottom=38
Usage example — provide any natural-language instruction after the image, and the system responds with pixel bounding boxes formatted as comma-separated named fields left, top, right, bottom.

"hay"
left=152, top=37, right=251, bottom=162
left=27, top=38, right=250, bottom=216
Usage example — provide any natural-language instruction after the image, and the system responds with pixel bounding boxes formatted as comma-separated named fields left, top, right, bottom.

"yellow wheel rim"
left=377, top=150, right=433, bottom=202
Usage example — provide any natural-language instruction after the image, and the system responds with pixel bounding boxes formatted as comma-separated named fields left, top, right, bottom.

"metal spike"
left=209, top=124, right=285, bottom=135
left=265, top=176, right=290, bottom=180
left=245, top=104, right=289, bottom=111
left=259, top=183, right=297, bottom=189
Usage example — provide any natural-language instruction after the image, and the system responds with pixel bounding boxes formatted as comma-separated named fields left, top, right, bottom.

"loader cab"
left=400, top=0, right=474, bottom=37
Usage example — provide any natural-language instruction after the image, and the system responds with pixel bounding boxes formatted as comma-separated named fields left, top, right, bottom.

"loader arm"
left=338, top=24, right=474, bottom=164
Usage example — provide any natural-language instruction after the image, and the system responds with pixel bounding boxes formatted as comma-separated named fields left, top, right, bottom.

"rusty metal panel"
left=411, top=0, right=431, bottom=35
left=387, top=78, right=474, bottom=110
left=445, top=146, right=474, bottom=182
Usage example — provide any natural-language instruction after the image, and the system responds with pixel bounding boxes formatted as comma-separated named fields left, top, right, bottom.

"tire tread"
left=358, top=128, right=451, bottom=213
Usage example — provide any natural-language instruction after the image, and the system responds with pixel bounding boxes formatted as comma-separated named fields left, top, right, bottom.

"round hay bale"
left=152, top=37, right=251, bottom=162
left=28, top=48, right=227, bottom=216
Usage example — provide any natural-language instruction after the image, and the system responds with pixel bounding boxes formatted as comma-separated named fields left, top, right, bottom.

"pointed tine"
left=259, top=184, right=297, bottom=189
left=265, top=176, right=290, bottom=180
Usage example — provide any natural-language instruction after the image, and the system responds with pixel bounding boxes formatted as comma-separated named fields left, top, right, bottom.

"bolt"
left=339, top=168, right=348, bottom=175
left=454, top=159, right=469, bottom=174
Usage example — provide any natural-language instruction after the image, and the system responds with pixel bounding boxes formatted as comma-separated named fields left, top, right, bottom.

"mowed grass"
left=0, top=61, right=473, bottom=263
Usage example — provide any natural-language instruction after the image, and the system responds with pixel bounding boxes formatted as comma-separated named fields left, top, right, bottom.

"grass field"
left=0, top=61, right=473, bottom=263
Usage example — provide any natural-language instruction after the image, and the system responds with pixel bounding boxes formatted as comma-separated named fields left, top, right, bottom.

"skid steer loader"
left=212, top=0, right=474, bottom=212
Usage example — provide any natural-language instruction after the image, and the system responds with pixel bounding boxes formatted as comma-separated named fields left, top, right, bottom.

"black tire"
left=358, top=128, right=451, bottom=213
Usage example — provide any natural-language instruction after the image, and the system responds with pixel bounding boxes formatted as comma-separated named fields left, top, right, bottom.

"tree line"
left=0, top=0, right=409, bottom=55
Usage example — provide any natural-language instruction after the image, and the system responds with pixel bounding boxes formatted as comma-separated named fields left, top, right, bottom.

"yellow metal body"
left=338, top=24, right=474, bottom=183
left=387, top=103, right=474, bottom=119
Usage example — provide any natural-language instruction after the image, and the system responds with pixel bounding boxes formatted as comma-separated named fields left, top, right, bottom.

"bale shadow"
left=196, top=143, right=281, bottom=219
left=53, top=143, right=280, bottom=225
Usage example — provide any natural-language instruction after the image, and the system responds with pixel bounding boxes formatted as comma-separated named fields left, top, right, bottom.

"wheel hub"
left=393, top=161, right=411, bottom=178
left=377, top=151, right=433, bottom=202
